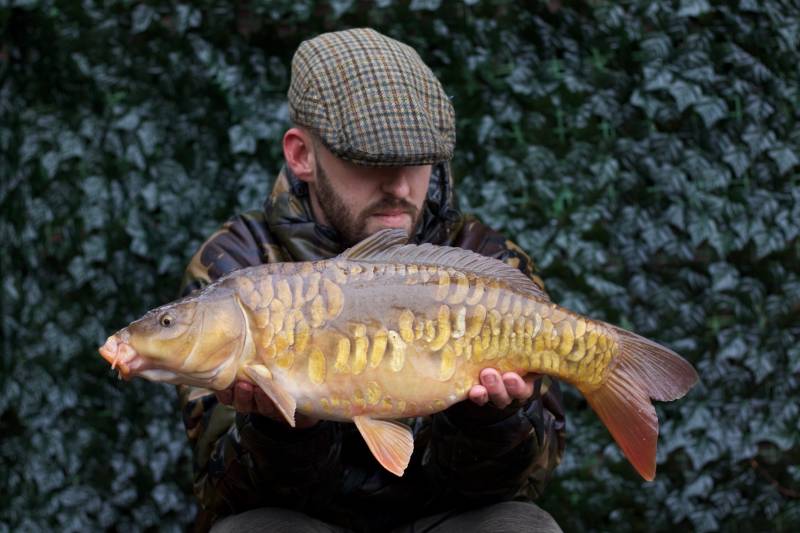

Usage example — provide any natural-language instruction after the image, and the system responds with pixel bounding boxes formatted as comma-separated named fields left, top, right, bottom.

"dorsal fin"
left=339, top=229, right=547, bottom=300
left=341, top=228, right=411, bottom=260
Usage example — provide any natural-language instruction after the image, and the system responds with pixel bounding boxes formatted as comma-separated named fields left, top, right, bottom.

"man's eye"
left=160, top=314, right=174, bottom=327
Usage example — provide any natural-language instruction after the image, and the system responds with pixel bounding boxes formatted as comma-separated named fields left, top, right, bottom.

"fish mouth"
left=98, top=333, right=140, bottom=380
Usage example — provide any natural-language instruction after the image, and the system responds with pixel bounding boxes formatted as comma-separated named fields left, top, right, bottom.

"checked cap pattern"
left=288, top=28, right=455, bottom=167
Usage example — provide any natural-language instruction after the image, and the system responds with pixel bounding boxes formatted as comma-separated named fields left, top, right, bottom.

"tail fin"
left=581, top=327, right=698, bottom=481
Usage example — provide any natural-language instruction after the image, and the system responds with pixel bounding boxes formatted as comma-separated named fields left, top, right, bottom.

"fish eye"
left=159, top=314, right=174, bottom=328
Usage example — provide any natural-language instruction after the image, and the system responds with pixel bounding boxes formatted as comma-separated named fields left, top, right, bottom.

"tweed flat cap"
left=288, top=28, right=455, bottom=167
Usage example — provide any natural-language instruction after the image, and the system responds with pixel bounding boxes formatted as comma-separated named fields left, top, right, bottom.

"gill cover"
left=126, top=289, right=252, bottom=388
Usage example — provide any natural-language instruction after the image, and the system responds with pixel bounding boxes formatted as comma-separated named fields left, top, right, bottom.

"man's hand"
left=216, top=380, right=319, bottom=429
left=468, top=368, right=538, bottom=408
left=442, top=368, right=539, bottom=425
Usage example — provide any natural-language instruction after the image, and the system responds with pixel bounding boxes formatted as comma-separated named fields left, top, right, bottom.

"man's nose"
left=380, top=169, right=412, bottom=198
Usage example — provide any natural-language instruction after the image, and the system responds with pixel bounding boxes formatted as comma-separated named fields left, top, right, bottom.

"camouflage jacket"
left=178, top=164, right=566, bottom=532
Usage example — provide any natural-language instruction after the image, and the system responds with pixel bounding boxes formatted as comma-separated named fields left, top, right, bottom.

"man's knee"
left=433, top=501, right=562, bottom=533
left=210, top=507, right=342, bottom=533
left=493, top=501, right=562, bottom=533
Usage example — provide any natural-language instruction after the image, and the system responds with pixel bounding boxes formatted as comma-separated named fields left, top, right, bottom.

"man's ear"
left=283, top=127, right=317, bottom=183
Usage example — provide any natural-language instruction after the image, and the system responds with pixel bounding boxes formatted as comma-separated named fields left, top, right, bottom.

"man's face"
left=311, top=143, right=432, bottom=246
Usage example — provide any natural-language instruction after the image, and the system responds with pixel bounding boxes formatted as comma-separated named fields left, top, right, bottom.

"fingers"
left=215, top=387, right=234, bottom=405
left=467, top=384, right=489, bottom=406
left=468, top=369, right=539, bottom=409
left=502, top=372, right=536, bottom=401
left=216, top=380, right=314, bottom=428
left=233, top=381, right=255, bottom=412
left=220, top=381, right=279, bottom=419
left=480, top=368, right=512, bottom=408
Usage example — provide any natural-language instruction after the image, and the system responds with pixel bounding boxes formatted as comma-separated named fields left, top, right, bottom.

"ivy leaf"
left=137, top=122, right=160, bottom=157
left=767, top=145, right=799, bottom=175
left=789, top=346, right=800, bottom=374
left=643, top=66, right=674, bottom=92
left=678, top=0, right=712, bottom=17
left=669, top=80, right=704, bottom=112
left=722, top=145, right=750, bottom=178
left=131, top=5, right=155, bottom=34
left=41, top=151, right=60, bottom=178
left=640, top=33, right=673, bottom=60
left=228, top=125, right=256, bottom=155
left=694, top=97, right=728, bottom=127
left=410, top=0, right=441, bottom=10
left=741, top=125, right=777, bottom=157
left=709, top=262, right=739, bottom=292
left=125, top=144, right=146, bottom=171
left=174, top=5, right=202, bottom=33
left=688, top=215, right=725, bottom=256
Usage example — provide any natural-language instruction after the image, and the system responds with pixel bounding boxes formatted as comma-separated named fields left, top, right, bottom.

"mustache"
left=363, top=197, right=419, bottom=218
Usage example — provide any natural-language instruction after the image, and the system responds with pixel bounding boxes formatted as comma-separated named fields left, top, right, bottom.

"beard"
left=314, top=159, right=423, bottom=247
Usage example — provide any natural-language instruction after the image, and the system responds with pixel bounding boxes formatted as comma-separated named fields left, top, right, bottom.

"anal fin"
left=244, top=364, right=297, bottom=427
left=353, top=415, right=414, bottom=477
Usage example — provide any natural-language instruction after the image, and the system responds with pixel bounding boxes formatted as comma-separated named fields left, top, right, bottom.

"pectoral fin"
left=243, top=364, right=297, bottom=427
left=186, top=387, right=215, bottom=402
left=353, top=415, right=414, bottom=477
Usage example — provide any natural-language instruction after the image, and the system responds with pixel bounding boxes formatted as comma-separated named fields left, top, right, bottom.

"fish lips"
left=98, top=332, right=139, bottom=380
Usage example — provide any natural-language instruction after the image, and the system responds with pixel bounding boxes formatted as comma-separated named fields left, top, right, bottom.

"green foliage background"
left=2, top=1, right=798, bottom=531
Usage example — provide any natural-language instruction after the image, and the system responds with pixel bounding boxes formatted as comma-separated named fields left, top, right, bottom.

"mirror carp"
left=99, top=229, right=698, bottom=479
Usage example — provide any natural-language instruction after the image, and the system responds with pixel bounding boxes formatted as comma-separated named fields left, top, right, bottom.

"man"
left=179, top=28, right=565, bottom=532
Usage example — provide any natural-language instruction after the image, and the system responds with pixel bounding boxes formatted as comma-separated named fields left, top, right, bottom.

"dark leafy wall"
left=1, top=1, right=798, bottom=531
